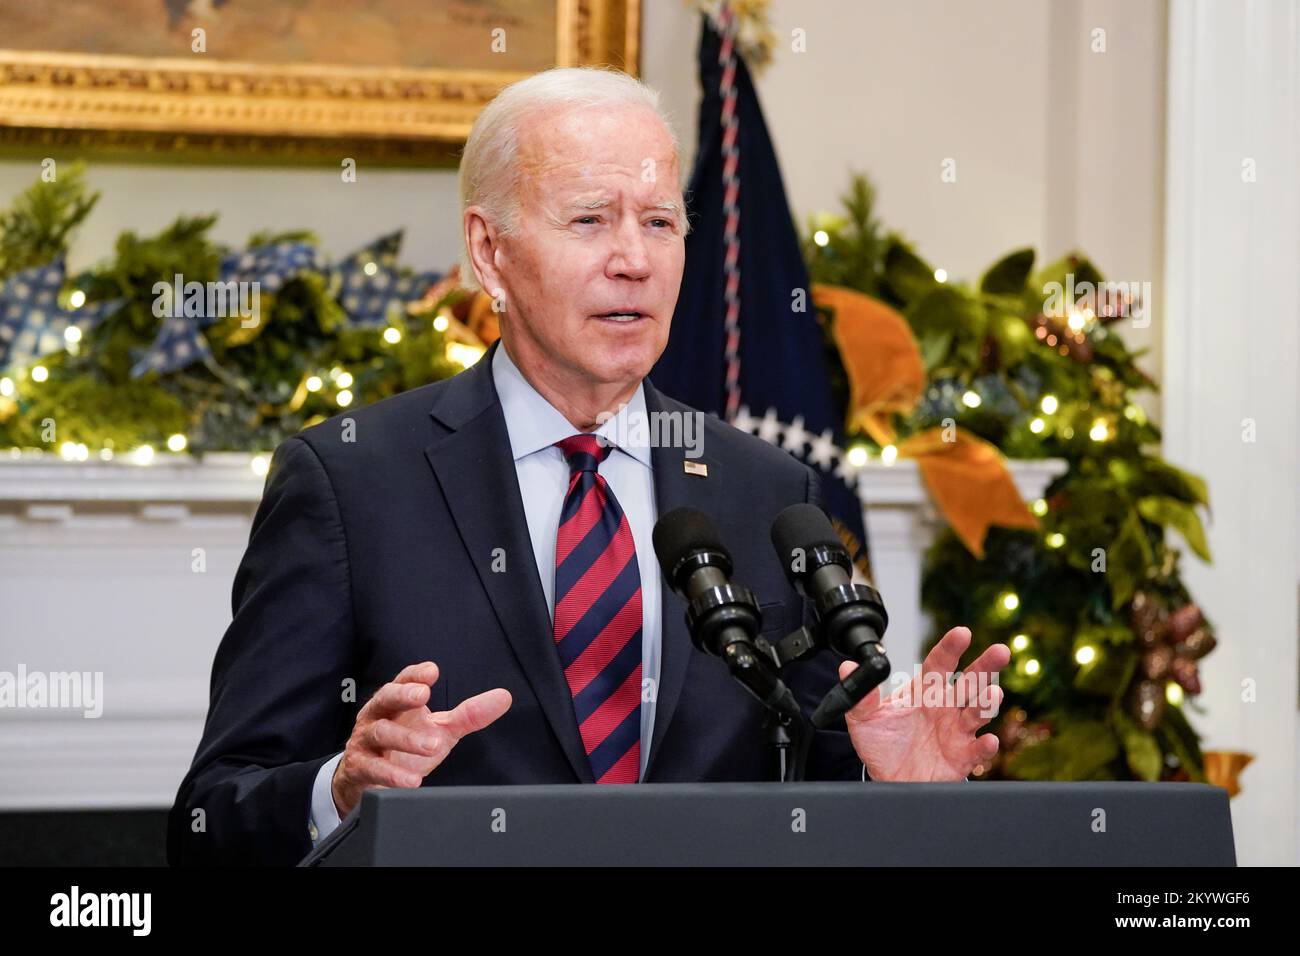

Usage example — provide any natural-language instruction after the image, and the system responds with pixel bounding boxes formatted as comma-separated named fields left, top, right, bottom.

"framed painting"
left=0, top=0, right=640, bottom=164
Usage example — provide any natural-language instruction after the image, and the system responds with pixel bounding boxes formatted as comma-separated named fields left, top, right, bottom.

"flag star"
left=731, top=405, right=756, bottom=434
left=835, top=453, right=862, bottom=484
left=781, top=415, right=808, bottom=455
left=756, top=407, right=783, bottom=445
left=807, top=428, right=839, bottom=470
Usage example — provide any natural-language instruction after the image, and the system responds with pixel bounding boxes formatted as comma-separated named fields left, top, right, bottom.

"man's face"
left=488, top=103, right=686, bottom=391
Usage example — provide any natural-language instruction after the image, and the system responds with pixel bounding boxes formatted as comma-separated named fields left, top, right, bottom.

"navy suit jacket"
left=167, top=340, right=862, bottom=866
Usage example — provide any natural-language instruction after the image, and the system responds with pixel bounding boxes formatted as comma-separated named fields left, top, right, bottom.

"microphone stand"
left=751, top=626, right=820, bottom=782
left=678, top=580, right=815, bottom=781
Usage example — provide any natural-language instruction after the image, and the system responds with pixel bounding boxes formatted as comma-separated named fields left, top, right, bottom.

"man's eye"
left=648, top=218, right=673, bottom=228
left=574, top=216, right=600, bottom=225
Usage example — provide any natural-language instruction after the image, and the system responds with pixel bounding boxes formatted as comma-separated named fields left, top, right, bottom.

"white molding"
left=0, top=450, right=267, bottom=503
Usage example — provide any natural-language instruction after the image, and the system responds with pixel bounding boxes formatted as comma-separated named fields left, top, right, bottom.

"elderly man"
left=168, top=67, right=1009, bottom=866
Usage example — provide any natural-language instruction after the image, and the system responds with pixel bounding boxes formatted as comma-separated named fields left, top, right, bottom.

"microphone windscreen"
left=770, top=503, right=843, bottom=573
left=652, top=506, right=724, bottom=574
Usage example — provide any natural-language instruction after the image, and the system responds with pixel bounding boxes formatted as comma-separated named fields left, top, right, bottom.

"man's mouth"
left=591, top=310, right=648, bottom=323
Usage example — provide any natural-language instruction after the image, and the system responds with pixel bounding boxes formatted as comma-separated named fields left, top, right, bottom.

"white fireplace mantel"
left=0, top=452, right=1064, bottom=809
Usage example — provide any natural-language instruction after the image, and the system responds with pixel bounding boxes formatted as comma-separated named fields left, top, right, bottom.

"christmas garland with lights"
left=804, top=175, right=1215, bottom=783
left=0, top=165, right=491, bottom=462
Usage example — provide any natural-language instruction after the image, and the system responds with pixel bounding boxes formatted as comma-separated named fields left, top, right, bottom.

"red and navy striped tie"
left=552, top=434, right=642, bottom=784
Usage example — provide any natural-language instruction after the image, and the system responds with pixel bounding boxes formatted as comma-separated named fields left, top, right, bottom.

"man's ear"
left=464, top=207, right=504, bottom=298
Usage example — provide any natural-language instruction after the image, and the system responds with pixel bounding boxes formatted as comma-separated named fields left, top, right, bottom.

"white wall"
left=1162, top=0, right=1300, bottom=867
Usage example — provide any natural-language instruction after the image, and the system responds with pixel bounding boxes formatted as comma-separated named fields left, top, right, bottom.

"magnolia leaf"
left=1115, top=710, right=1162, bottom=781
left=1006, top=720, right=1119, bottom=781
left=883, top=240, right=938, bottom=304
left=979, top=248, right=1035, bottom=296
left=1137, top=496, right=1212, bottom=562
left=1109, top=509, right=1154, bottom=609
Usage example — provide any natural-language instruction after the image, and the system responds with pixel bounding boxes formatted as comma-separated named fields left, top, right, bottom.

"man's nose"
left=607, top=219, right=651, bottom=280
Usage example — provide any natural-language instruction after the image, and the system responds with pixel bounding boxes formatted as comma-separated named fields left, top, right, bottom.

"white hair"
left=457, top=66, right=685, bottom=292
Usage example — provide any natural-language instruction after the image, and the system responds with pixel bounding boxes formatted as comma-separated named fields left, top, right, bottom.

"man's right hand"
left=331, top=661, right=512, bottom=818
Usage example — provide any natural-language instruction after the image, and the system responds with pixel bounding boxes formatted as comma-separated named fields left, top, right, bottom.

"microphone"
left=770, top=503, right=891, bottom=728
left=653, top=506, right=802, bottom=722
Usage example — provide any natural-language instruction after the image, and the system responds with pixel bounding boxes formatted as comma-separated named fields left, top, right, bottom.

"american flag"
left=651, top=6, right=873, bottom=576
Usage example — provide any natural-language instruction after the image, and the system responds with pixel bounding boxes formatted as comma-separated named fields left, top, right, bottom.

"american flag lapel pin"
left=683, top=460, right=709, bottom=478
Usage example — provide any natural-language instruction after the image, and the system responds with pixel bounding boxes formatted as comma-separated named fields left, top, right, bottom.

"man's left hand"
left=841, top=626, right=1010, bottom=781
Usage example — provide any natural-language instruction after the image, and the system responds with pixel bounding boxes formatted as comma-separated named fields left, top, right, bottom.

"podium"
left=299, top=781, right=1235, bottom=866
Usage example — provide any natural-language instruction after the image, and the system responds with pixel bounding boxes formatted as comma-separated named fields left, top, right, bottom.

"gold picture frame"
left=0, top=0, right=640, bottom=166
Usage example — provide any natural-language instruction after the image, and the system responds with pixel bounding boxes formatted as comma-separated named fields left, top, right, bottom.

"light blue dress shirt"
left=309, top=341, right=662, bottom=844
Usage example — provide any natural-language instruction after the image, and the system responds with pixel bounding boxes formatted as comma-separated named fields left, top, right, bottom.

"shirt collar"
left=491, top=340, right=653, bottom=468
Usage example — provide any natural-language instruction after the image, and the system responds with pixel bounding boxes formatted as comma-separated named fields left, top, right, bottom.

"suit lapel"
left=422, top=341, right=595, bottom=783
left=642, top=379, right=721, bottom=781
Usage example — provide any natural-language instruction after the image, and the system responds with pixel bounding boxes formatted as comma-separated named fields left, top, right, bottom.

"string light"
left=1000, top=591, right=1020, bottom=611
left=1089, top=418, right=1110, bottom=442
left=1046, top=532, right=1065, bottom=548
left=250, top=455, right=269, bottom=477
left=336, top=389, right=354, bottom=407
left=1075, top=645, right=1097, bottom=665
left=63, top=326, right=82, bottom=344
left=131, top=445, right=155, bottom=466
left=0, top=377, right=12, bottom=397
left=166, top=433, right=187, bottom=452
left=1011, top=633, right=1030, bottom=652
left=1024, top=658, right=1040, bottom=676
left=305, top=375, right=323, bottom=393
left=934, top=268, right=948, bottom=283
left=432, top=314, right=450, bottom=333
left=31, top=365, right=49, bottom=383
left=813, top=230, right=829, bottom=247
left=1040, top=394, right=1058, bottom=414
left=362, top=261, right=379, bottom=276
left=382, top=327, right=402, bottom=344
left=1166, top=682, right=1184, bottom=706
left=67, top=290, right=86, bottom=309
left=1031, top=498, right=1048, bottom=516
left=961, top=390, right=981, bottom=408
left=335, top=371, right=353, bottom=389
left=1029, top=417, right=1045, bottom=434
left=60, top=441, right=89, bottom=461
left=846, top=445, right=869, bottom=468
left=880, top=444, right=898, bottom=466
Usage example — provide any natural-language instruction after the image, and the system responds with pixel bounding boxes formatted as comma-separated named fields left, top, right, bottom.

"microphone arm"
left=803, top=547, right=891, bottom=728
left=771, top=505, right=893, bottom=729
